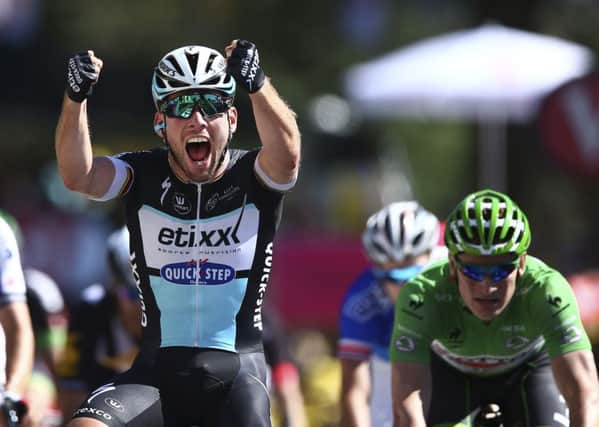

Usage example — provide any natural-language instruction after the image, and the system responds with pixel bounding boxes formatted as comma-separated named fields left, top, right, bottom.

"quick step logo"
left=161, top=259, right=235, bottom=285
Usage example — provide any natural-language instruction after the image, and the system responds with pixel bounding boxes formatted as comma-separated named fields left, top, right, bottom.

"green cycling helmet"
left=444, top=189, right=531, bottom=256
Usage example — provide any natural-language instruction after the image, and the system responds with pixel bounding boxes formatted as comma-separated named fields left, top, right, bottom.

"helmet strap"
left=215, top=110, right=232, bottom=171
left=160, top=112, right=170, bottom=147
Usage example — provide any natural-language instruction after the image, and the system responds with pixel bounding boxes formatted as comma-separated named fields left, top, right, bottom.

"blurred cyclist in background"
left=262, top=307, right=307, bottom=427
left=1, top=209, right=68, bottom=427
left=337, top=201, right=446, bottom=427
left=56, top=226, right=140, bottom=419
left=390, top=189, right=599, bottom=426
left=0, top=213, right=34, bottom=425
left=24, top=268, right=67, bottom=427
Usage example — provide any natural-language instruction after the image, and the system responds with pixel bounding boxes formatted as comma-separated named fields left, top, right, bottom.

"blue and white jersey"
left=337, top=268, right=395, bottom=362
left=337, top=246, right=448, bottom=427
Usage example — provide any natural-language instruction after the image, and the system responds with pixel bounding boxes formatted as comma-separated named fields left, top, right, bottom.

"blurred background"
left=3, top=0, right=599, bottom=425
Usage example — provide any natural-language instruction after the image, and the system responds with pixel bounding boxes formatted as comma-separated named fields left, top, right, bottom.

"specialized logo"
left=160, top=259, right=235, bottom=285
left=173, top=192, right=192, bottom=215
left=160, top=177, right=172, bottom=206
left=104, top=397, right=125, bottom=412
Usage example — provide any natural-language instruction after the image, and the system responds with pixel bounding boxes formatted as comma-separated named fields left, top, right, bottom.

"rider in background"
left=24, top=268, right=67, bottom=427
left=0, top=213, right=34, bottom=425
left=337, top=201, right=446, bottom=427
left=262, top=307, right=308, bottom=427
left=1, top=209, right=68, bottom=427
left=390, top=189, right=599, bottom=426
left=56, top=226, right=140, bottom=419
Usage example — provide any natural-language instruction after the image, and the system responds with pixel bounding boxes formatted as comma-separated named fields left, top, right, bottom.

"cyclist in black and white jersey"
left=55, top=39, right=300, bottom=427
left=0, top=215, right=34, bottom=426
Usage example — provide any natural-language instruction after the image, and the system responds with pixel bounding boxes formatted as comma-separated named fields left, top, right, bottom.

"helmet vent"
left=165, top=56, right=183, bottom=76
left=203, top=76, right=221, bottom=86
left=205, top=53, right=217, bottom=73
left=186, top=52, right=199, bottom=74
left=154, top=74, right=166, bottom=89
left=169, top=80, right=187, bottom=88
left=412, top=231, right=424, bottom=247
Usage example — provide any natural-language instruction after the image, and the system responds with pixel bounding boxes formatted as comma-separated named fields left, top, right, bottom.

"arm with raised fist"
left=225, top=39, right=300, bottom=189
left=55, top=50, right=116, bottom=199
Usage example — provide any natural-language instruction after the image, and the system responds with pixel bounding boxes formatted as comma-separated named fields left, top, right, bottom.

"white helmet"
left=362, top=201, right=440, bottom=264
left=106, top=226, right=135, bottom=288
left=151, top=45, right=236, bottom=109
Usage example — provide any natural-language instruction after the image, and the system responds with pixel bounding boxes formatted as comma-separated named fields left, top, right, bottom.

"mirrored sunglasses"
left=373, top=264, right=424, bottom=284
left=455, top=257, right=520, bottom=282
left=160, top=93, right=233, bottom=119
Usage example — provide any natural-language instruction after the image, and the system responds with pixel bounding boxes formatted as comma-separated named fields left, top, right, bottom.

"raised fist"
left=66, top=50, right=103, bottom=103
left=225, top=40, right=265, bottom=94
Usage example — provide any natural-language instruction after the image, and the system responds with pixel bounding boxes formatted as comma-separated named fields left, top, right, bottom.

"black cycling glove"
left=226, top=40, right=265, bottom=94
left=66, top=52, right=100, bottom=103
left=2, top=392, right=27, bottom=425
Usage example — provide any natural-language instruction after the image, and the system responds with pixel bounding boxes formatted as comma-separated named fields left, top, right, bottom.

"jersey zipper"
left=194, top=183, right=202, bottom=347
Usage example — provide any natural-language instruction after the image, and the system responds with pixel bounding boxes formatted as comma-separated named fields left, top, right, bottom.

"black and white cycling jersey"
left=100, top=147, right=289, bottom=359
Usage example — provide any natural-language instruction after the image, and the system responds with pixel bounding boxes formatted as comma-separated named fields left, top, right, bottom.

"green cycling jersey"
left=390, top=256, right=591, bottom=376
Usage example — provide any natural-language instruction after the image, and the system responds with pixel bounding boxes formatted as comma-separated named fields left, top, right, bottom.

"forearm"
left=567, top=392, right=599, bottom=426
left=394, top=401, right=427, bottom=427
left=55, top=95, right=95, bottom=192
left=552, top=350, right=599, bottom=427
left=391, top=362, right=430, bottom=427
left=4, top=309, right=34, bottom=395
left=250, top=79, right=301, bottom=170
left=276, top=385, right=308, bottom=427
left=340, top=392, right=371, bottom=427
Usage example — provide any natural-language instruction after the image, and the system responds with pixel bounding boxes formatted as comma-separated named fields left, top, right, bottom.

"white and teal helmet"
left=151, top=45, right=236, bottom=110
left=362, top=201, right=440, bottom=264
left=445, top=189, right=531, bottom=256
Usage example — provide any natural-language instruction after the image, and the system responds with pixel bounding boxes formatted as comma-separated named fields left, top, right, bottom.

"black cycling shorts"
left=71, top=349, right=271, bottom=427
left=426, top=351, right=569, bottom=426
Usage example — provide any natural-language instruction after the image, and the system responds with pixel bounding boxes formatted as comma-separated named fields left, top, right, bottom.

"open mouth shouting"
left=186, top=137, right=211, bottom=163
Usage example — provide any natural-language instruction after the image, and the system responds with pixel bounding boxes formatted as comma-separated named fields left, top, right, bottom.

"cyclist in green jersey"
left=390, top=189, right=599, bottom=427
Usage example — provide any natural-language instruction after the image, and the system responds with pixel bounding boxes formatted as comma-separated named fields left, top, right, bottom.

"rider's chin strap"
left=215, top=110, right=233, bottom=171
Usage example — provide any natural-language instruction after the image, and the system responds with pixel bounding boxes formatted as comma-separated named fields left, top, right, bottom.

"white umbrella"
left=344, top=24, right=594, bottom=190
